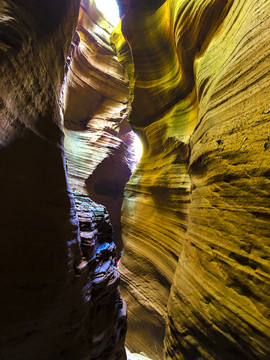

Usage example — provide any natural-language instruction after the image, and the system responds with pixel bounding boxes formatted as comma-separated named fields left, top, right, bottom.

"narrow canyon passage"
left=0, top=0, right=269, bottom=360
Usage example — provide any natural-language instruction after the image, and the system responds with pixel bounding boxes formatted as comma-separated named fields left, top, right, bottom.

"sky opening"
left=133, top=134, right=143, bottom=163
left=95, top=0, right=120, bottom=27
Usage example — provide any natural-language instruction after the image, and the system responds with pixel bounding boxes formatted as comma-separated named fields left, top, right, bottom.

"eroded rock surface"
left=113, top=0, right=270, bottom=358
left=64, top=0, right=135, bottom=256
left=0, top=1, right=126, bottom=359
left=1, top=0, right=269, bottom=358
left=74, top=193, right=126, bottom=360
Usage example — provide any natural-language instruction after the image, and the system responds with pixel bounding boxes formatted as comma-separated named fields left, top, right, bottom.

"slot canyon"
left=0, top=0, right=269, bottom=359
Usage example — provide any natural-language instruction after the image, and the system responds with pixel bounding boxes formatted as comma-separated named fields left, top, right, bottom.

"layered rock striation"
left=1, top=0, right=269, bottom=358
left=0, top=1, right=126, bottom=359
left=74, top=192, right=126, bottom=360
left=64, top=0, right=136, bottom=256
left=113, top=0, right=270, bottom=358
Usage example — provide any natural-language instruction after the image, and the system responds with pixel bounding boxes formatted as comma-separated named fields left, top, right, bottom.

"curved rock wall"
left=113, top=0, right=270, bottom=358
left=0, top=1, right=83, bottom=358
left=64, top=0, right=135, bottom=256
left=0, top=1, right=126, bottom=359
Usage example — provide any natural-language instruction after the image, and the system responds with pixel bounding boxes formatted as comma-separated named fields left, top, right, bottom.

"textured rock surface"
left=1, top=0, right=269, bottom=358
left=0, top=1, right=126, bottom=359
left=74, top=193, right=126, bottom=360
left=64, top=0, right=135, bottom=256
left=113, top=0, right=270, bottom=358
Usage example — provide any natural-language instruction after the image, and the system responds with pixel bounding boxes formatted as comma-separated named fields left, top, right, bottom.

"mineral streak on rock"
left=113, top=0, right=270, bottom=358
left=64, top=0, right=135, bottom=256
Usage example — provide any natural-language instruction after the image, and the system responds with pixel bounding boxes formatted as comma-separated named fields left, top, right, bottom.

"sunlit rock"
left=113, top=0, right=270, bottom=358
left=1, top=0, right=269, bottom=358
left=63, top=0, right=136, bottom=257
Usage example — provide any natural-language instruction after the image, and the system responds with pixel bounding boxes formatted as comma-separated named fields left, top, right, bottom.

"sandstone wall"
left=0, top=1, right=83, bottom=358
left=113, top=0, right=270, bottom=358
left=0, top=1, right=126, bottom=359
left=64, top=0, right=136, bottom=256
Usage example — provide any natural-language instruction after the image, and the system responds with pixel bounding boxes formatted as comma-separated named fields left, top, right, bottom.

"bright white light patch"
left=95, top=0, right=120, bottom=27
left=133, top=134, right=143, bottom=162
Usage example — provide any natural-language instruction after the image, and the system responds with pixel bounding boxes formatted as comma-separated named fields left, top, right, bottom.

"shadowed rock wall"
left=0, top=1, right=126, bottom=359
left=113, top=0, right=270, bottom=358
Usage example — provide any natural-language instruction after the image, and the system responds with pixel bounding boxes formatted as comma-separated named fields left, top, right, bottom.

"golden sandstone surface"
left=113, top=0, right=270, bottom=358
left=0, top=0, right=269, bottom=359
